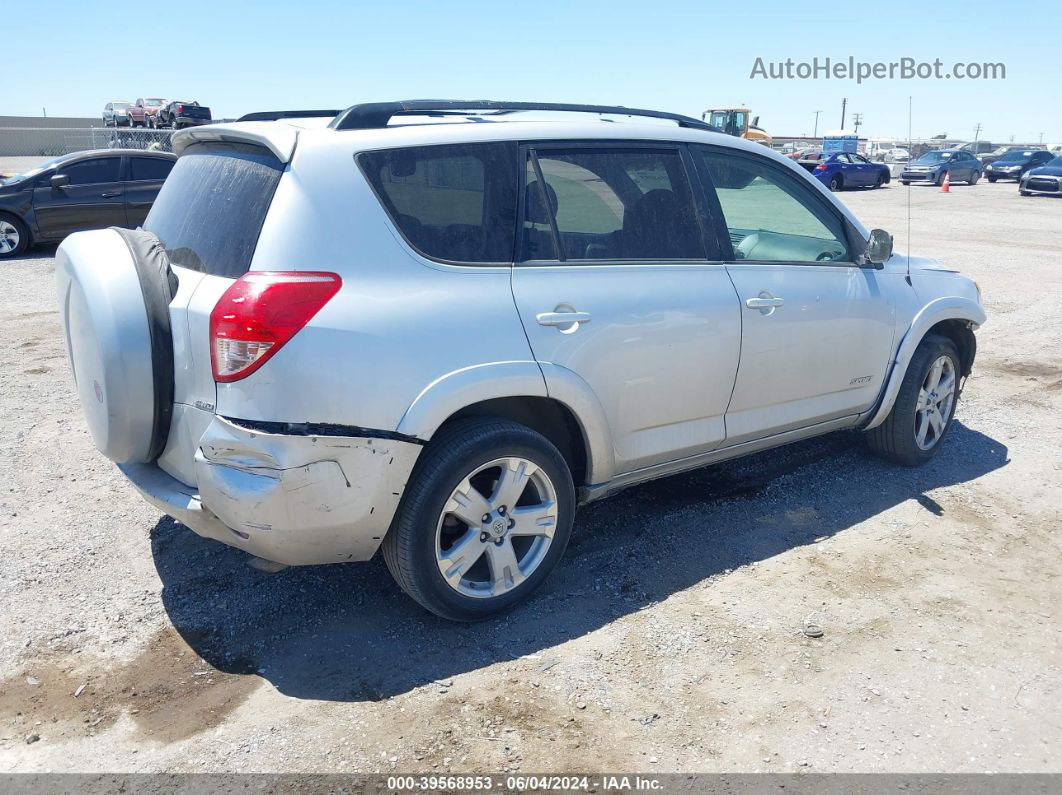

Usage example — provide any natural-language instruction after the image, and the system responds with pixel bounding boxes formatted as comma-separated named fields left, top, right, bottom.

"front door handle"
left=536, top=309, right=591, bottom=333
left=100, top=191, right=121, bottom=198
left=745, top=292, right=785, bottom=315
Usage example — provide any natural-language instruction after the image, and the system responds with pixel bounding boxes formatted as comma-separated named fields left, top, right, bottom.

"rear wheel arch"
left=434, top=396, right=590, bottom=490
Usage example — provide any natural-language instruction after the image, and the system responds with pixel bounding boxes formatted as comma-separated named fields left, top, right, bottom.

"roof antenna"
left=906, top=95, right=913, bottom=286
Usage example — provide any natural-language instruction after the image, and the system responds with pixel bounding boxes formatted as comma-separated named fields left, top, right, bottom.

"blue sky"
left=14, top=0, right=1062, bottom=143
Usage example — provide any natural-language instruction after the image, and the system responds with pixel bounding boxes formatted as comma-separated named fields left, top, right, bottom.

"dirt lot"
left=0, top=167, right=1059, bottom=774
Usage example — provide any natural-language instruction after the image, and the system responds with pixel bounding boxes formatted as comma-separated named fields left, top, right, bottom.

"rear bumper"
left=121, top=416, right=423, bottom=565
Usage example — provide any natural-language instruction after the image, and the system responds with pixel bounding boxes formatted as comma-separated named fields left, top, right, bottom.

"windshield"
left=0, top=154, right=73, bottom=185
left=998, top=150, right=1034, bottom=161
left=1045, top=156, right=1062, bottom=168
left=145, top=99, right=164, bottom=107
left=914, top=151, right=953, bottom=164
left=113, top=102, right=130, bottom=110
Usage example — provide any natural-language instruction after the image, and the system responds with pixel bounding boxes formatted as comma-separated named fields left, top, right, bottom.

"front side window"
left=359, top=142, right=518, bottom=264
left=696, top=148, right=851, bottom=263
left=60, top=157, right=121, bottom=185
left=524, top=147, right=704, bottom=261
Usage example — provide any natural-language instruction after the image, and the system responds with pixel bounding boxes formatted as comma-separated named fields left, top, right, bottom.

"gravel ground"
left=0, top=174, right=1059, bottom=774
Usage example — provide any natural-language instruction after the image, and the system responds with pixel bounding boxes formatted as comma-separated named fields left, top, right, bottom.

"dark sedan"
left=0, top=150, right=176, bottom=258
left=1019, top=155, right=1062, bottom=196
left=985, top=149, right=1054, bottom=182
left=900, top=149, right=982, bottom=186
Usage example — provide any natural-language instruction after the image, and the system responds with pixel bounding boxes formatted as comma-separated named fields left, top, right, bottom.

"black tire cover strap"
left=111, top=227, right=177, bottom=462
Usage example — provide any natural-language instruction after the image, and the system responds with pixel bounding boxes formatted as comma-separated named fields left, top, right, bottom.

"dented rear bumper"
left=120, top=416, right=422, bottom=565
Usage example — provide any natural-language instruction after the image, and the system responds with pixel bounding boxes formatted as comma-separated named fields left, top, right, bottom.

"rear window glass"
left=358, top=142, right=518, bottom=263
left=144, top=143, right=283, bottom=278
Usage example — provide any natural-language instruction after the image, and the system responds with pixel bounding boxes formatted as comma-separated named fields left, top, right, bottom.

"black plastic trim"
left=237, top=110, right=341, bottom=122
left=223, top=417, right=426, bottom=445
left=111, top=227, right=178, bottom=462
left=331, top=100, right=722, bottom=133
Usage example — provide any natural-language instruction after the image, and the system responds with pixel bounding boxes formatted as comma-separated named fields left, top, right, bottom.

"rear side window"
left=358, top=142, right=518, bottom=264
left=61, top=157, right=121, bottom=185
left=144, top=143, right=283, bottom=278
left=526, top=147, right=705, bottom=261
left=130, top=157, right=174, bottom=182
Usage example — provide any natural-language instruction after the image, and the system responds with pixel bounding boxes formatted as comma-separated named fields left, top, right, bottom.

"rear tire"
left=0, top=213, right=30, bottom=259
left=382, top=418, right=576, bottom=621
left=828, top=174, right=843, bottom=192
left=865, top=334, right=961, bottom=466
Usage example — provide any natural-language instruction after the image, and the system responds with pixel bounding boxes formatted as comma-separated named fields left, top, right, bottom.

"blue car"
left=797, top=151, right=891, bottom=191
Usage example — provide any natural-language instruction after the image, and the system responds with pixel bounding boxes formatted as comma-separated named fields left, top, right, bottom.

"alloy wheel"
left=435, top=457, right=558, bottom=599
left=0, top=220, right=20, bottom=255
left=914, top=355, right=956, bottom=450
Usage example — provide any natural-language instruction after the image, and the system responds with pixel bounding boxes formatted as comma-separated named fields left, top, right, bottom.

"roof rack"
left=237, top=109, right=341, bottom=122
left=329, top=100, right=721, bottom=132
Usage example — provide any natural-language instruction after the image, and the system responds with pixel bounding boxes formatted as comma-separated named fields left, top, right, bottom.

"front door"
left=32, top=156, right=126, bottom=239
left=692, top=145, right=896, bottom=445
left=511, top=143, right=741, bottom=476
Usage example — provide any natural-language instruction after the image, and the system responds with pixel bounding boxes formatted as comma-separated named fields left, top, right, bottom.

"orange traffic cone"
left=940, top=172, right=951, bottom=192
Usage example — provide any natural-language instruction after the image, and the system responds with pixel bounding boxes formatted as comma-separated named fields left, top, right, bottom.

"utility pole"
left=973, top=122, right=982, bottom=142
left=813, top=110, right=822, bottom=138
left=840, top=97, right=847, bottom=129
left=852, top=113, right=863, bottom=134
left=1039, top=132, right=1045, bottom=144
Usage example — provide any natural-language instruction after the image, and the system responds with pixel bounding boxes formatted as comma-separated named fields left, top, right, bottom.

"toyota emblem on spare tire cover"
left=93, top=380, right=103, bottom=403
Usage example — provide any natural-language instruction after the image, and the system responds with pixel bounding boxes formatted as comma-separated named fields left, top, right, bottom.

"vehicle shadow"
left=150, top=421, right=1007, bottom=702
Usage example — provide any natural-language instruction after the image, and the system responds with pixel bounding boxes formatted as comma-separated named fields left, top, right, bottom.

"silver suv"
left=55, top=101, right=986, bottom=620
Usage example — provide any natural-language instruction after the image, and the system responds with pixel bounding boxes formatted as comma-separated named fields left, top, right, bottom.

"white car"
left=55, top=100, right=986, bottom=620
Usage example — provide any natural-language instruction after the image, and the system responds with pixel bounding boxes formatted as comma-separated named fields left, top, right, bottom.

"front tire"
left=969, top=171, right=980, bottom=185
left=383, top=418, right=576, bottom=621
left=0, top=214, right=30, bottom=259
left=987, top=175, right=997, bottom=183
left=865, top=334, right=961, bottom=466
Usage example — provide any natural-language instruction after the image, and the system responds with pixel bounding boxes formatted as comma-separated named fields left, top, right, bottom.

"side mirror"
left=50, top=174, right=70, bottom=189
left=865, top=228, right=893, bottom=267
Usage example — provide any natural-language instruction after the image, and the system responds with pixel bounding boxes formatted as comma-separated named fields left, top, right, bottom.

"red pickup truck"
left=127, top=98, right=167, bottom=128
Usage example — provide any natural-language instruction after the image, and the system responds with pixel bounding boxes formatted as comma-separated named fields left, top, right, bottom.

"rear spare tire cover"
left=55, top=228, right=176, bottom=463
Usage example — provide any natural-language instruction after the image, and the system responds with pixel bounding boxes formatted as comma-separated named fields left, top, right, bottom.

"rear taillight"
left=209, top=272, right=341, bottom=383
left=814, top=164, right=827, bottom=173
left=177, top=104, right=184, bottom=113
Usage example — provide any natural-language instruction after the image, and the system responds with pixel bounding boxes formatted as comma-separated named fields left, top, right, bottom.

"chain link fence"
left=0, top=127, right=178, bottom=157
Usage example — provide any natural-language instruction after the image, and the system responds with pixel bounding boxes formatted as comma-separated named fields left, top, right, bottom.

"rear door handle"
left=100, top=191, right=121, bottom=198
left=536, top=310, right=591, bottom=332
left=745, top=292, right=784, bottom=315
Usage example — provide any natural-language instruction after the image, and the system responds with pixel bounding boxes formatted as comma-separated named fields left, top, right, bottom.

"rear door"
left=32, top=156, right=126, bottom=239
left=692, top=145, right=895, bottom=445
left=125, top=156, right=175, bottom=227
left=144, top=142, right=286, bottom=485
left=510, top=142, right=741, bottom=475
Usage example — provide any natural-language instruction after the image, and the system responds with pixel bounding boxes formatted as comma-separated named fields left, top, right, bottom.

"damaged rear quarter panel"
left=193, top=417, right=421, bottom=565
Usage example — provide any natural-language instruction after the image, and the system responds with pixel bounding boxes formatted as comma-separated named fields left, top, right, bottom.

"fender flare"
left=864, top=296, right=986, bottom=430
left=395, top=360, right=616, bottom=486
